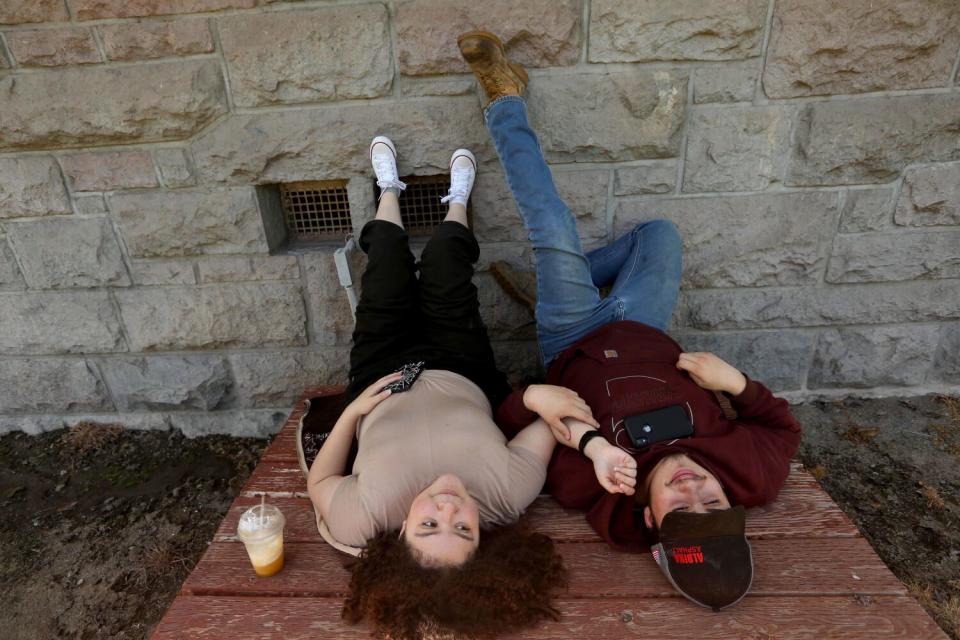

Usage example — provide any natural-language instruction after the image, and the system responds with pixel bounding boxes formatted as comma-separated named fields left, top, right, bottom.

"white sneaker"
left=369, top=135, right=406, bottom=192
left=441, top=148, right=476, bottom=206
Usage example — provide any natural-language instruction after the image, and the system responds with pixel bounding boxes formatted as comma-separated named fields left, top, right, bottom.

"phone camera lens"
left=642, top=424, right=652, bottom=433
left=639, top=437, right=648, bottom=445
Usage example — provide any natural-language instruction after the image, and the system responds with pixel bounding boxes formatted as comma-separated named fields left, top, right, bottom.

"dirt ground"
left=0, top=395, right=957, bottom=639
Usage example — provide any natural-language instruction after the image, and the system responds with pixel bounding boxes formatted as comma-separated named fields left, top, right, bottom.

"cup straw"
left=260, top=494, right=265, bottom=527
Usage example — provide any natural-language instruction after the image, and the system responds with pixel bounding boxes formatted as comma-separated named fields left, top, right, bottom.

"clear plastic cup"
left=237, top=503, right=285, bottom=577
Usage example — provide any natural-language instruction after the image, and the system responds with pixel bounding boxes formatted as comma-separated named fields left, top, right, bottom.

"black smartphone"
left=624, top=405, right=694, bottom=448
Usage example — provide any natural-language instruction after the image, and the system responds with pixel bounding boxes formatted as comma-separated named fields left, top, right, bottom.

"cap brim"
left=652, top=507, right=753, bottom=611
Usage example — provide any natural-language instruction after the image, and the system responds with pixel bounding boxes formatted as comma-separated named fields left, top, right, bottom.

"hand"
left=586, top=440, right=637, bottom=495
left=676, top=352, right=747, bottom=395
left=346, top=372, right=403, bottom=417
left=523, top=384, right=599, bottom=442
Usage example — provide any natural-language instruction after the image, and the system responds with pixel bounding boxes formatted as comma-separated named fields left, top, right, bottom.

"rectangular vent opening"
left=377, top=175, right=472, bottom=236
left=280, top=180, right=352, bottom=241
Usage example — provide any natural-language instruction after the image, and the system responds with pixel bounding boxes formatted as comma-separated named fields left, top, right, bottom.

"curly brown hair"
left=342, top=522, right=567, bottom=639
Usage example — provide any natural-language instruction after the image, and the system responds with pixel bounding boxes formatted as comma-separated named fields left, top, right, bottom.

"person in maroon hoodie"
left=457, top=31, right=802, bottom=610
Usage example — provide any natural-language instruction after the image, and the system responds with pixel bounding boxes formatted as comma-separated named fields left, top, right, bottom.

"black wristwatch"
left=578, top=429, right=605, bottom=455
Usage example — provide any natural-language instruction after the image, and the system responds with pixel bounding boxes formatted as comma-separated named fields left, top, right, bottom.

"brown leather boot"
left=490, top=261, right=536, bottom=316
left=457, top=30, right=528, bottom=105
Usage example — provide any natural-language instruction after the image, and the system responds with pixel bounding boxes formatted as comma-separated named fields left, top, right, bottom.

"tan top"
left=322, top=370, right=546, bottom=551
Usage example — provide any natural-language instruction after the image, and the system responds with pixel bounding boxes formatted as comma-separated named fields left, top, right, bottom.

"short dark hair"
left=342, top=522, right=567, bottom=639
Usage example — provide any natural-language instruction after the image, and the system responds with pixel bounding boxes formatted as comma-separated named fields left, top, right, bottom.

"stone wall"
left=1, top=0, right=958, bottom=436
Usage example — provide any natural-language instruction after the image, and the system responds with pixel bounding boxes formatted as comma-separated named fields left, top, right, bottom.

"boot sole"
left=457, top=30, right=529, bottom=88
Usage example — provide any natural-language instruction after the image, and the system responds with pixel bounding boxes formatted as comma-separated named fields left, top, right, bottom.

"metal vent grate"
left=378, top=175, right=471, bottom=236
left=280, top=180, right=352, bottom=240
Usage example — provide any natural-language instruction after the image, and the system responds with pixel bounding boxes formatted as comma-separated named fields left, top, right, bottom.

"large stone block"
left=931, top=323, right=960, bottom=384
left=6, top=27, right=101, bottom=66
left=895, top=161, right=960, bottom=227
left=614, top=163, right=677, bottom=196
left=196, top=255, right=299, bottom=284
left=99, top=355, right=231, bottom=411
left=154, top=148, right=196, bottom=188
left=191, top=97, right=491, bottom=185
left=763, top=0, right=960, bottom=98
left=60, top=151, right=159, bottom=191
left=396, top=0, right=580, bottom=75
left=471, top=167, right=609, bottom=245
left=677, top=281, right=960, bottom=330
left=5, top=217, right=130, bottom=289
left=114, top=283, right=307, bottom=351
left=589, top=0, right=767, bottom=62
left=692, top=62, right=758, bottom=104
left=0, top=291, right=125, bottom=354
left=0, top=412, right=169, bottom=436
left=301, top=250, right=364, bottom=346
left=616, top=192, right=839, bottom=288
left=219, top=5, right=392, bottom=107
left=110, top=188, right=269, bottom=258
left=826, top=230, right=960, bottom=284
left=128, top=259, right=196, bottom=286
left=682, top=106, right=795, bottom=192
left=68, top=0, right=255, bottom=20
left=0, top=157, right=71, bottom=219
left=838, top=188, right=895, bottom=233
left=0, top=0, right=68, bottom=24
left=491, top=340, right=543, bottom=384
left=786, top=94, right=960, bottom=186
left=169, top=409, right=286, bottom=438
left=99, top=18, right=214, bottom=61
left=808, top=325, right=940, bottom=388
left=527, top=71, right=687, bottom=163
left=674, top=330, right=815, bottom=391
left=0, top=236, right=25, bottom=291
left=475, top=271, right=536, bottom=341
left=0, top=358, right=112, bottom=413
left=229, top=348, right=351, bottom=408
left=0, top=60, right=227, bottom=151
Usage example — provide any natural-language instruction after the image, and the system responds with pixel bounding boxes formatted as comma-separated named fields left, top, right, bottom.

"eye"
left=672, top=506, right=689, bottom=512
left=706, top=500, right=720, bottom=506
left=421, top=520, right=437, bottom=528
left=455, top=523, right=471, bottom=532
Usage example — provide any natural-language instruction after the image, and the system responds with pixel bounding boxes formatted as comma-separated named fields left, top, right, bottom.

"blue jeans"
left=484, top=96, right=683, bottom=366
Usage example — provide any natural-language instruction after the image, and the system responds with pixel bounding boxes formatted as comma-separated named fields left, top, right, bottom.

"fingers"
left=371, top=371, right=403, bottom=391
left=549, top=418, right=571, bottom=441
left=614, top=464, right=637, bottom=479
left=614, top=469, right=636, bottom=488
left=570, top=406, right=600, bottom=428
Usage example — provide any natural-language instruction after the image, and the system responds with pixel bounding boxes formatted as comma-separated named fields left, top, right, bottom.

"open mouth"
left=669, top=469, right=703, bottom=485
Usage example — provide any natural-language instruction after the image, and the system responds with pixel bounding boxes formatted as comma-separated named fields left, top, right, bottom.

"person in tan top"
left=304, top=136, right=621, bottom=639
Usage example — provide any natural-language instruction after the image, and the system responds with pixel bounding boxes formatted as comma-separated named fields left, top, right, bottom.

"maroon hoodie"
left=495, top=321, right=802, bottom=553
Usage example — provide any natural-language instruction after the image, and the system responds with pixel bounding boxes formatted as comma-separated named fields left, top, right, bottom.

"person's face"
left=643, top=454, right=730, bottom=529
left=403, top=474, right=480, bottom=567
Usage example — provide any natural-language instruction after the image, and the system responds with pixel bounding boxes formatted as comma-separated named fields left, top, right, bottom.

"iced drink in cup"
left=237, top=503, right=285, bottom=577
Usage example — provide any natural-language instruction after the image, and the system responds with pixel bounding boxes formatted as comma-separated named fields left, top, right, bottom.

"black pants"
left=347, top=220, right=511, bottom=409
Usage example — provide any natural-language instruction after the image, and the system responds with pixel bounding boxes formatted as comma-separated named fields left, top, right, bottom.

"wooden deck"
left=151, top=388, right=948, bottom=639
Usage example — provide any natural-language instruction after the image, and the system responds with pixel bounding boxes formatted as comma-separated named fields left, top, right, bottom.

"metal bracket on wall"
left=334, top=236, right=359, bottom=319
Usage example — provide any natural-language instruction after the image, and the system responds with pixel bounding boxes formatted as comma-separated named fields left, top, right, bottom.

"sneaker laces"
left=372, top=153, right=406, bottom=192
left=440, top=162, right=474, bottom=204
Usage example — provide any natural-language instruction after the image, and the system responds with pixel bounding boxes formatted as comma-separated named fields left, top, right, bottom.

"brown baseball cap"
left=650, top=506, right=753, bottom=611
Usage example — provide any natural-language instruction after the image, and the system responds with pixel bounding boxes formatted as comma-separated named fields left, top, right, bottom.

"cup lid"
left=238, top=503, right=285, bottom=541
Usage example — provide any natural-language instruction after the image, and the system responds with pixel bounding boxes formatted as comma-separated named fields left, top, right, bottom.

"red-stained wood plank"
left=217, top=497, right=321, bottom=543
left=182, top=538, right=906, bottom=599
left=220, top=485, right=858, bottom=545
left=151, top=595, right=948, bottom=640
